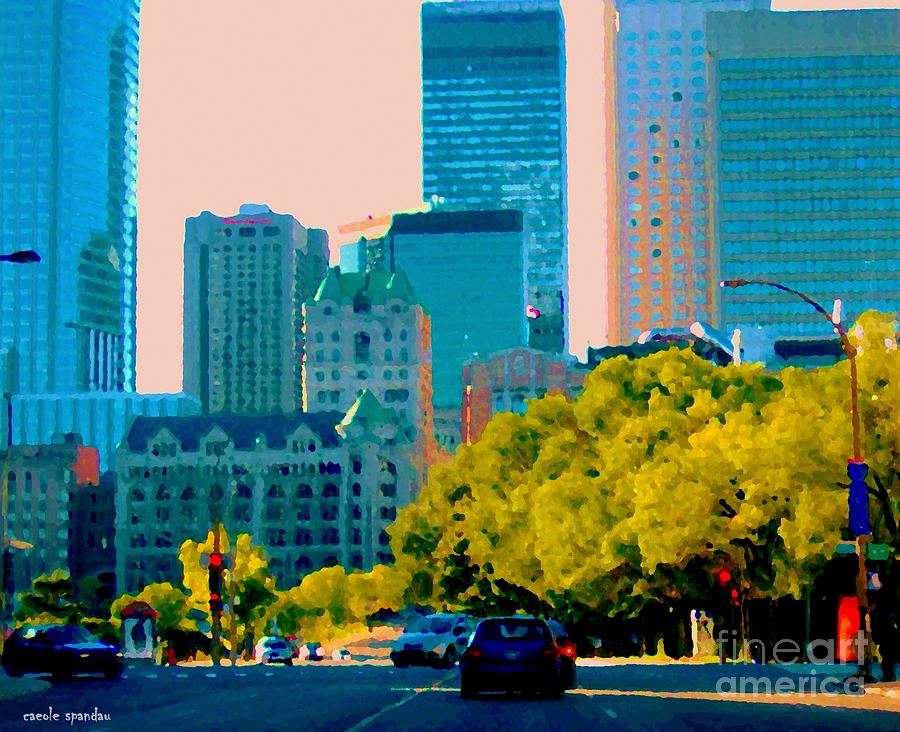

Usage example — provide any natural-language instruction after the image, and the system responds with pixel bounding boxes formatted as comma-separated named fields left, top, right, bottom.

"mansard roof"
left=124, top=411, right=344, bottom=453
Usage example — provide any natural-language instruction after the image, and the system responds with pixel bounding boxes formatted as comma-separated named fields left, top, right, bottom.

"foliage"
left=110, top=582, right=194, bottom=637
left=390, top=311, right=899, bottom=626
left=14, top=570, right=86, bottom=626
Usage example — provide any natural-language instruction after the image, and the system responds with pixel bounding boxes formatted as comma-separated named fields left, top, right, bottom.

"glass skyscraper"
left=609, top=0, right=769, bottom=345
left=421, top=0, right=568, bottom=354
left=708, top=9, right=900, bottom=338
left=384, top=209, right=527, bottom=409
left=0, top=0, right=140, bottom=394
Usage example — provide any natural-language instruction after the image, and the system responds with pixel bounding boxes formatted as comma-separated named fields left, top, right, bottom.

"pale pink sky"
left=135, top=0, right=898, bottom=393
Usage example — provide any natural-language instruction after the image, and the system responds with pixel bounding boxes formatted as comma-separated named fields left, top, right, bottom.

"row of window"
left=719, top=74, right=898, bottom=93
left=721, top=237, right=897, bottom=255
left=720, top=95, right=893, bottom=114
left=722, top=217, right=898, bottom=235
left=622, top=30, right=705, bottom=43
left=721, top=176, right=899, bottom=194
left=723, top=197, right=900, bottom=215
left=720, top=115, right=897, bottom=134
left=719, top=55, right=899, bottom=73
left=722, top=156, right=900, bottom=174
left=722, top=137, right=891, bottom=155
left=221, top=225, right=281, bottom=238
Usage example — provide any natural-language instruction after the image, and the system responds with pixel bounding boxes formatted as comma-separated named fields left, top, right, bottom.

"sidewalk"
left=0, top=671, right=50, bottom=701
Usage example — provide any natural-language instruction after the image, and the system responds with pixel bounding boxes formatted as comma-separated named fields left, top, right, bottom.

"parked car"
left=546, top=619, right=577, bottom=689
left=254, top=636, right=294, bottom=665
left=297, top=642, right=323, bottom=662
left=390, top=613, right=476, bottom=668
left=1, top=625, right=124, bottom=680
left=459, top=616, right=563, bottom=699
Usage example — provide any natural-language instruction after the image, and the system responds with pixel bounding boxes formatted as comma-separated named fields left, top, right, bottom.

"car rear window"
left=476, top=620, right=550, bottom=641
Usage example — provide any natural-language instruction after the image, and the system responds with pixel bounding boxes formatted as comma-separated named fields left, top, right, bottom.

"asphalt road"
left=1, top=663, right=897, bottom=732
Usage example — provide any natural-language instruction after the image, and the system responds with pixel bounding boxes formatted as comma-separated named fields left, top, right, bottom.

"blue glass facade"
left=0, top=0, right=140, bottom=394
left=611, top=0, right=769, bottom=344
left=708, top=10, right=900, bottom=337
left=421, top=1, right=567, bottom=354
left=385, top=210, right=527, bottom=409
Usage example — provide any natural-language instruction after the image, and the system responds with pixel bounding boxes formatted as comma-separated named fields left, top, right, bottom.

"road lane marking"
left=346, top=672, right=455, bottom=731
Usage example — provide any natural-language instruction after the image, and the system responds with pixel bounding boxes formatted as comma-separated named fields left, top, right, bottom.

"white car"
left=389, top=613, right=476, bottom=668
left=255, top=636, right=294, bottom=665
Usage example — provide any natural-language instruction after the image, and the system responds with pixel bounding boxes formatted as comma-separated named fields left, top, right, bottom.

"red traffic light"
left=717, top=569, right=732, bottom=585
left=730, top=588, right=739, bottom=600
left=208, top=552, right=223, bottom=569
left=210, top=592, right=220, bottom=601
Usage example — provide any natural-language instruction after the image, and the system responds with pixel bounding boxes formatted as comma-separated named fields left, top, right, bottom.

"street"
left=2, top=663, right=897, bottom=732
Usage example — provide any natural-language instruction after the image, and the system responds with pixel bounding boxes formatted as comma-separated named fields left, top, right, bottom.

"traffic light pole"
left=720, top=280, right=873, bottom=679
left=210, top=522, right=223, bottom=666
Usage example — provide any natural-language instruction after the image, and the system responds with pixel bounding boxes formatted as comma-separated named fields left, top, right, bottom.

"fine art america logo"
left=715, top=630, right=869, bottom=696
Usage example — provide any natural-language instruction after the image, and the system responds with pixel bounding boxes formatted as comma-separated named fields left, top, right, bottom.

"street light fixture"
left=719, top=278, right=872, bottom=677
left=0, top=249, right=42, bottom=655
left=0, top=250, right=41, bottom=264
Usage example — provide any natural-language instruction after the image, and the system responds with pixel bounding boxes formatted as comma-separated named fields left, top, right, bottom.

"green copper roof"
left=313, top=265, right=418, bottom=305
left=337, top=389, right=396, bottom=437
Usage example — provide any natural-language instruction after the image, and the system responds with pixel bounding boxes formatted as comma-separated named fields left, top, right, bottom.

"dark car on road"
left=1, top=625, right=124, bottom=680
left=546, top=619, right=577, bottom=689
left=460, top=617, right=564, bottom=699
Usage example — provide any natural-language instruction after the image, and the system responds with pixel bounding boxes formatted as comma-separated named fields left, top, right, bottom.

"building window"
left=295, top=529, right=312, bottom=546
left=296, top=483, right=313, bottom=499
left=384, top=328, right=392, bottom=342
left=352, top=505, right=363, bottom=520
left=322, top=528, right=340, bottom=545
left=351, top=553, right=363, bottom=569
left=295, top=555, right=311, bottom=571
left=263, top=226, right=280, bottom=237
left=380, top=484, right=396, bottom=498
left=239, top=227, right=256, bottom=237
left=380, top=506, right=397, bottom=521
left=322, top=483, right=339, bottom=498
left=378, top=530, right=390, bottom=547
left=354, top=332, right=371, bottom=362
left=321, top=505, right=338, bottom=521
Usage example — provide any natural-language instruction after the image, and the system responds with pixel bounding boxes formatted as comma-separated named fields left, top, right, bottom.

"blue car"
left=459, top=617, right=563, bottom=699
left=1, top=625, right=124, bottom=680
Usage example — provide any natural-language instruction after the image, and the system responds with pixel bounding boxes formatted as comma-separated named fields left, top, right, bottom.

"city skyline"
left=134, top=0, right=896, bottom=394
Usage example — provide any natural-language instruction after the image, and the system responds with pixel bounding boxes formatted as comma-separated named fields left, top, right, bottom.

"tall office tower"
left=184, top=204, right=329, bottom=415
left=609, top=0, right=769, bottom=345
left=421, top=0, right=568, bottom=354
left=708, top=9, right=900, bottom=340
left=383, top=210, right=528, bottom=412
left=0, top=0, right=141, bottom=393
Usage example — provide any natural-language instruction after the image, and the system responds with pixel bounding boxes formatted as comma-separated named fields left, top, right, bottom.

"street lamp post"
left=720, top=279, right=873, bottom=678
left=0, top=249, right=42, bottom=656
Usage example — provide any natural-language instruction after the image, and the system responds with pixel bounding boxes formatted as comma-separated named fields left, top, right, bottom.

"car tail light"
left=541, top=642, right=558, bottom=657
left=559, top=643, right=576, bottom=659
left=464, top=644, right=483, bottom=659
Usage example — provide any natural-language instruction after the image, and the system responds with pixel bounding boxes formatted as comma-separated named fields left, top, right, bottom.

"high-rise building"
left=0, top=0, right=141, bottom=393
left=10, top=391, right=201, bottom=472
left=383, top=209, right=528, bottom=411
left=609, top=0, right=769, bottom=345
left=421, top=0, right=568, bottom=353
left=183, top=204, right=329, bottom=415
left=302, top=266, right=434, bottom=460
left=708, top=9, right=900, bottom=339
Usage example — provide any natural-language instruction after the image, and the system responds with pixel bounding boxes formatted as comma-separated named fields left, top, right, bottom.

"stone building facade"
left=2, top=435, right=103, bottom=599
left=461, top=347, right=588, bottom=445
left=302, top=266, right=435, bottom=463
left=114, top=392, right=415, bottom=592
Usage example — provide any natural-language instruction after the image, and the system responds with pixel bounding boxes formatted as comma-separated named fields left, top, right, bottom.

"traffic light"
left=208, top=551, right=224, bottom=616
left=715, top=567, right=741, bottom=607
left=847, top=460, right=871, bottom=536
